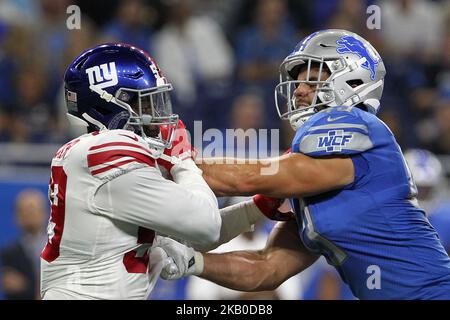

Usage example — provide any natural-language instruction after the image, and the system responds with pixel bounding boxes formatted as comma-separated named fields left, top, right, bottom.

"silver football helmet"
left=275, top=29, right=386, bottom=130
left=404, top=149, right=445, bottom=213
left=404, top=149, right=443, bottom=189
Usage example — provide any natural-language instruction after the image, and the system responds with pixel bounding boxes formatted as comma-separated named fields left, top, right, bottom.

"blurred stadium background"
left=0, top=0, right=450, bottom=300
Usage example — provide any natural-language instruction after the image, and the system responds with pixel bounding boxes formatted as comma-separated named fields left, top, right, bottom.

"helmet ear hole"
left=346, top=79, right=363, bottom=88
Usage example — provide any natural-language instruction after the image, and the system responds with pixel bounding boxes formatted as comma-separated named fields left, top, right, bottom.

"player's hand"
left=151, top=236, right=204, bottom=280
left=253, top=194, right=295, bottom=221
left=157, top=120, right=196, bottom=173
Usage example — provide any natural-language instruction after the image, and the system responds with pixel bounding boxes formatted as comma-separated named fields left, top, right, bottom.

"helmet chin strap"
left=289, top=114, right=303, bottom=131
left=289, top=109, right=316, bottom=131
left=90, top=85, right=119, bottom=104
left=288, top=96, right=318, bottom=131
left=89, top=84, right=135, bottom=115
left=82, top=112, right=106, bottom=130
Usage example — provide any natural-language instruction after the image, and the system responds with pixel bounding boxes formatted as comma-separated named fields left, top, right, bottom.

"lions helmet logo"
left=336, top=36, right=380, bottom=80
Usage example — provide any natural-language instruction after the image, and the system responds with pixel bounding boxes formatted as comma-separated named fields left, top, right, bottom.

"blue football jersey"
left=429, top=202, right=450, bottom=253
left=290, top=106, right=450, bottom=300
left=302, top=257, right=356, bottom=300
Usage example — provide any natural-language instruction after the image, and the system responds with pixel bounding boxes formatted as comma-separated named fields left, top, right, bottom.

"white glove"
left=151, top=236, right=204, bottom=280
left=147, top=247, right=174, bottom=294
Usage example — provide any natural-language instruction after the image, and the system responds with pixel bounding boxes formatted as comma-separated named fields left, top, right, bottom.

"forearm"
left=156, top=221, right=319, bottom=289
left=197, top=158, right=279, bottom=196
left=200, top=250, right=278, bottom=292
left=198, top=154, right=354, bottom=198
left=198, top=220, right=319, bottom=291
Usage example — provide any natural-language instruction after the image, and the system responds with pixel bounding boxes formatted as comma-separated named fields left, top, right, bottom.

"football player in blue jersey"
left=151, top=29, right=450, bottom=299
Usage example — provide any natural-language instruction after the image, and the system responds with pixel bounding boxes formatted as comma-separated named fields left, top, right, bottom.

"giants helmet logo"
left=86, top=62, right=118, bottom=89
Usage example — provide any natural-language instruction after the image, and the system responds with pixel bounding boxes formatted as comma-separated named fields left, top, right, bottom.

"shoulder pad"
left=292, top=107, right=373, bottom=156
left=87, top=129, right=155, bottom=179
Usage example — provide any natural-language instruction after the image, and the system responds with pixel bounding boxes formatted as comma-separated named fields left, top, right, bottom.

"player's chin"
left=144, top=125, right=160, bottom=138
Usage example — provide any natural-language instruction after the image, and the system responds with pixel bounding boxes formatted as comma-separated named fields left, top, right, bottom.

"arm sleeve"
left=93, top=164, right=221, bottom=248
left=194, top=200, right=265, bottom=252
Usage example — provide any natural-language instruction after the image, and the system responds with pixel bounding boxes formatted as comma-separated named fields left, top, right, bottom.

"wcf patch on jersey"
left=317, top=130, right=353, bottom=152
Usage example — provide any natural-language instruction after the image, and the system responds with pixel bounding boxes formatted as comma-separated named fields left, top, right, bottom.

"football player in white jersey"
left=41, top=43, right=286, bottom=300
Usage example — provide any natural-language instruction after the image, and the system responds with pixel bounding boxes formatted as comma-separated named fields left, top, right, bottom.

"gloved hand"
left=151, top=236, right=204, bottom=280
left=252, top=194, right=295, bottom=221
left=157, top=120, right=196, bottom=173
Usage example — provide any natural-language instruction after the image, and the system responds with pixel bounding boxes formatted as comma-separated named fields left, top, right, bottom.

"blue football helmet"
left=64, top=43, right=178, bottom=149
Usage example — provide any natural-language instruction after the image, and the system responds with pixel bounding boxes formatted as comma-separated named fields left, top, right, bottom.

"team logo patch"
left=86, top=62, right=118, bottom=89
left=317, top=130, right=353, bottom=152
left=336, top=36, right=380, bottom=80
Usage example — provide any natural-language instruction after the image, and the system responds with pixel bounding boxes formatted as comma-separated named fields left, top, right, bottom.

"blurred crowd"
left=0, top=0, right=449, bottom=154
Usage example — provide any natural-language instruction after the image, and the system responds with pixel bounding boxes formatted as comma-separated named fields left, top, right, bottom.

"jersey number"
left=41, top=166, right=68, bottom=262
left=123, top=227, right=155, bottom=274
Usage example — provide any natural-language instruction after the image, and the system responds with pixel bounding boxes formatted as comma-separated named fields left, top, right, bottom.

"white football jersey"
left=40, top=129, right=221, bottom=300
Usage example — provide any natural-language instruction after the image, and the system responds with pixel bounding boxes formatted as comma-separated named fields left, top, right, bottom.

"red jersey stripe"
left=87, top=149, right=155, bottom=168
left=90, top=157, right=154, bottom=176
left=91, top=159, right=137, bottom=176
left=41, top=166, right=68, bottom=263
left=89, top=142, right=150, bottom=152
